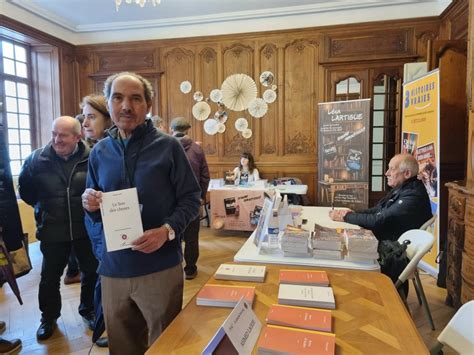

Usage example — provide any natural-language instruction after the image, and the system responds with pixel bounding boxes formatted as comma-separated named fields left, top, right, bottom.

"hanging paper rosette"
left=221, top=74, right=257, bottom=111
left=192, top=101, right=211, bottom=121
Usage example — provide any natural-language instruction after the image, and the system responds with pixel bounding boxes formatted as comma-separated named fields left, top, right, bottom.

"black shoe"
left=185, top=270, right=198, bottom=280
left=96, top=337, right=108, bottom=348
left=36, top=320, right=57, bottom=340
left=0, top=337, right=22, bottom=354
left=82, top=313, right=95, bottom=331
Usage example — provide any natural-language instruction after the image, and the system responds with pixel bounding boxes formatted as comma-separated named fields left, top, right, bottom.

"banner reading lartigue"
left=402, top=69, right=440, bottom=273
left=317, top=99, right=371, bottom=211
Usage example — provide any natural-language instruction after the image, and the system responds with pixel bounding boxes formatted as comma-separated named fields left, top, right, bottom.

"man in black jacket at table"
left=329, top=153, right=432, bottom=241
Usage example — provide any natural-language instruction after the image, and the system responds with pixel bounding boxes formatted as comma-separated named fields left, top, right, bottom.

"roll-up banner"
left=318, top=99, right=371, bottom=211
left=402, top=69, right=440, bottom=275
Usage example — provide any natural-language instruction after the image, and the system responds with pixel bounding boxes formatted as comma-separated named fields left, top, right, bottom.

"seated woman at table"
left=233, top=152, right=260, bottom=185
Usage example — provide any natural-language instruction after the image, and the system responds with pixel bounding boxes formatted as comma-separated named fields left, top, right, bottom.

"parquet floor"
left=0, top=227, right=457, bottom=354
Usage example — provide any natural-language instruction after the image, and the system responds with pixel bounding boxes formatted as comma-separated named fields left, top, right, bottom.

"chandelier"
left=115, top=0, right=161, bottom=11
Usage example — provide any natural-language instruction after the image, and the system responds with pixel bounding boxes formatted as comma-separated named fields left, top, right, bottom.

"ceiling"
left=1, top=0, right=452, bottom=45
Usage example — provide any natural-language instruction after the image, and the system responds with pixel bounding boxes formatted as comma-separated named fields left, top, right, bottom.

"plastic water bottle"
left=267, top=209, right=279, bottom=249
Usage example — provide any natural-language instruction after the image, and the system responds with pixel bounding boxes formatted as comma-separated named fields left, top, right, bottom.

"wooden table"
left=147, top=264, right=427, bottom=354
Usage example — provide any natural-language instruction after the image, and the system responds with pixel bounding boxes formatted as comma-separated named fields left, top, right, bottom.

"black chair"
left=200, top=199, right=210, bottom=227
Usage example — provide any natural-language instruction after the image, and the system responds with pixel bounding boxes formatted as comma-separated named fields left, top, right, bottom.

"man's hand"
left=329, top=209, right=351, bottom=222
left=82, top=188, right=103, bottom=212
left=131, top=227, right=168, bottom=254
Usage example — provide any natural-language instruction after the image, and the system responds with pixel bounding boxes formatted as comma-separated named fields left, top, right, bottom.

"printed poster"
left=317, top=99, right=371, bottom=210
left=210, top=188, right=265, bottom=231
left=402, top=69, right=439, bottom=273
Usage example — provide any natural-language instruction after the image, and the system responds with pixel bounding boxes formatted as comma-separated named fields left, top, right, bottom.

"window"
left=1, top=39, right=33, bottom=177
left=370, top=74, right=401, bottom=192
left=335, top=77, right=361, bottom=101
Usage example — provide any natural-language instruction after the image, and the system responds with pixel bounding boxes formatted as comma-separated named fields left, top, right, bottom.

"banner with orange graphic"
left=402, top=69, right=439, bottom=275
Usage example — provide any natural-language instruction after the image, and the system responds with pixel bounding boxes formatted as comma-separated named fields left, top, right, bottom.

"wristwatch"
left=163, top=223, right=175, bottom=241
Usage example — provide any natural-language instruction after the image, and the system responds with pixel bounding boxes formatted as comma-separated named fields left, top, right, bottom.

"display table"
left=147, top=264, right=427, bottom=354
left=209, top=184, right=308, bottom=231
left=234, top=206, right=380, bottom=270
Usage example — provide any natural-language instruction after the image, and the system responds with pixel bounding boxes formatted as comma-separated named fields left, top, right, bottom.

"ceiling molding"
left=8, top=0, right=451, bottom=33
left=2, top=0, right=452, bottom=45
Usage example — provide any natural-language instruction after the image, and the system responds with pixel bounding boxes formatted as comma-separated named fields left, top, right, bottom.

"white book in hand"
left=100, top=187, right=143, bottom=252
left=278, top=284, right=335, bottom=309
left=214, top=264, right=266, bottom=282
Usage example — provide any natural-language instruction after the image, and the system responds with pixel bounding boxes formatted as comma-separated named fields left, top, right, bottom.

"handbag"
left=4, top=233, right=32, bottom=278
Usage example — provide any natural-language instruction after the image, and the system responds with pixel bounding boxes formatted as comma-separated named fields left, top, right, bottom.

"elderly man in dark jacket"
left=171, top=116, right=210, bottom=280
left=330, top=153, right=432, bottom=241
left=19, top=116, right=98, bottom=340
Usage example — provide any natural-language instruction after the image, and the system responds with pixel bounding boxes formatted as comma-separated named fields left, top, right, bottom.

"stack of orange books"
left=257, top=325, right=335, bottom=355
left=279, top=269, right=330, bottom=286
left=196, top=284, right=256, bottom=308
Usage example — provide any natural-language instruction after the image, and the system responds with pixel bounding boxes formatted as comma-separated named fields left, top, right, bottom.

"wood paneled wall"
left=75, top=18, right=446, bottom=204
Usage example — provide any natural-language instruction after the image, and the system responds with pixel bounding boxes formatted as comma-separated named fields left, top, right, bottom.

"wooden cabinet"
left=446, top=181, right=474, bottom=308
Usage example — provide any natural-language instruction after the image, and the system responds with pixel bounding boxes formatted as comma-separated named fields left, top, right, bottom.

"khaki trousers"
left=101, top=264, right=183, bottom=355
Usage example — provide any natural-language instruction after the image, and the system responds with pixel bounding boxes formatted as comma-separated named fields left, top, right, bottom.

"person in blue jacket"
left=82, top=72, right=201, bottom=355
left=329, top=153, right=432, bottom=241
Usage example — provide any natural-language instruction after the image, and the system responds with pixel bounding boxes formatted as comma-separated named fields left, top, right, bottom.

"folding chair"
left=430, top=300, right=474, bottom=355
left=420, top=214, right=437, bottom=231
left=396, top=229, right=436, bottom=330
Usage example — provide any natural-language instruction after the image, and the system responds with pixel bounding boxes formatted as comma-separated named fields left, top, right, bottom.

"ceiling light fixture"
left=115, top=0, right=161, bottom=11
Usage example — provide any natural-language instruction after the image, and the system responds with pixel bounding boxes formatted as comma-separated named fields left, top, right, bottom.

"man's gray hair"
left=398, top=154, right=419, bottom=176
left=151, top=115, right=163, bottom=127
left=53, top=116, right=82, bottom=135
left=103, top=72, right=154, bottom=104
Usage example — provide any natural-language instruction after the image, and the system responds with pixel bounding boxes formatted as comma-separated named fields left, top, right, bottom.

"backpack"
left=377, top=239, right=411, bottom=296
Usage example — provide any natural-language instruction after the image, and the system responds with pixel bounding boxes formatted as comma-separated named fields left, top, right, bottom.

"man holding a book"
left=329, top=153, right=432, bottom=241
left=82, top=72, right=201, bottom=354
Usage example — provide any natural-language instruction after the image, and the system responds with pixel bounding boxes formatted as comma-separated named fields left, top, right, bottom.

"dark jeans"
left=66, top=246, right=79, bottom=276
left=183, top=217, right=200, bottom=275
left=39, top=239, right=98, bottom=321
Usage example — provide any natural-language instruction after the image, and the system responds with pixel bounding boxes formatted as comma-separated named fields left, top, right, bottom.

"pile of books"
left=311, top=223, right=344, bottom=260
left=257, top=325, right=335, bottom=355
left=256, top=268, right=336, bottom=354
left=214, top=263, right=266, bottom=282
left=280, top=226, right=311, bottom=257
left=196, top=284, right=256, bottom=308
left=278, top=270, right=335, bottom=309
left=344, top=228, right=379, bottom=262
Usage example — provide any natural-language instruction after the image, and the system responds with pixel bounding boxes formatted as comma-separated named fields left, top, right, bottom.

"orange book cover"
left=266, top=304, right=332, bottom=332
left=197, top=284, right=256, bottom=304
left=279, top=269, right=330, bottom=286
left=257, top=325, right=335, bottom=354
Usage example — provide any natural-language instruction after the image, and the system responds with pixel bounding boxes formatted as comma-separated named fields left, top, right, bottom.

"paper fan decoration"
left=214, top=110, right=228, bottom=124
left=271, top=84, right=278, bottom=91
left=221, top=74, right=257, bottom=111
left=193, top=91, right=204, bottom=102
left=235, top=117, right=248, bottom=132
left=192, top=101, right=211, bottom=121
left=248, top=98, right=268, bottom=118
left=259, top=71, right=274, bottom=87
left=210, top=89, right=223, bottom=103
left=217, top=123, right=226, bottom=133
left=204, top=118, right=219, bottom=135
left=180, top=81, right=192, bottom=94
left=242, top=128, right=253, bottom=139
left=263, top=89, right=277, bottom=103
